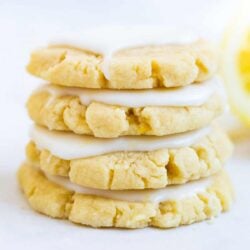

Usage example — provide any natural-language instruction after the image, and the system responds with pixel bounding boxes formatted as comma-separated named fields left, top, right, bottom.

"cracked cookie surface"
left=26, top=128, right=233, bottom=190
left=27, top=90, right=223, bottom=138
left=27, top=40, right=217, bottom=89
left=18, top=164, right=234, bottom=229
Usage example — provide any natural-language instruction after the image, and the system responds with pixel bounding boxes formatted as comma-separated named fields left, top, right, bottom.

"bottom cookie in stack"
left=18, top=163, right=234, bottom=229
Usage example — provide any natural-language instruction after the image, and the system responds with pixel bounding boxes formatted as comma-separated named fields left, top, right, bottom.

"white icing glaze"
left=30, top=125, right=211, bottom=160
left=49, top=26, right=199, bottom=79
left=45, top=172, right=211, bottom=203
left=41, top=77, right=219, bottom=107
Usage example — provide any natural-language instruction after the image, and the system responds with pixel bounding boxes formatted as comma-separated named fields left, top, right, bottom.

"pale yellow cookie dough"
left=26, top=128, right=233, bottom=190
left=18, top=163, right=234, bottom=229
left=27, top=40, right=217, bottom=89
left=26, top=90, right=223, bottom=138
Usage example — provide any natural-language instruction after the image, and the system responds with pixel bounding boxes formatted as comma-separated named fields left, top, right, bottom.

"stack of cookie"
left=18, top=31, right=234, bottom=229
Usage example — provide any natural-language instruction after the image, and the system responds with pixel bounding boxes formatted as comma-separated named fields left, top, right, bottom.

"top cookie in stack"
left=27, top=40, right=216, bottom=89
left=18, top=28, right=234, bottom=229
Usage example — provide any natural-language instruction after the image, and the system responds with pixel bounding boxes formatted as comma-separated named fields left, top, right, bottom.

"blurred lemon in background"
left=221, top=0, right=250, bottom=129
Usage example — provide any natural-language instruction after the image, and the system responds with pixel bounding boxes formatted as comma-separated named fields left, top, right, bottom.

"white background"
left=0, top=1, right=250, bottom=250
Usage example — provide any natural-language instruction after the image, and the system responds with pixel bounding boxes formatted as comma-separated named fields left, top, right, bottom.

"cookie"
left=18, top=163, right=234, bottom=229
left=26, top=127, right=233, bottom=190
left=27, top=40, right=217, bottom=89
left=26, top=88, right=223, bottom=138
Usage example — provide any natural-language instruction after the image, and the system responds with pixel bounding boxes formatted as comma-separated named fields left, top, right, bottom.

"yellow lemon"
left=221, top=0, right=250, bottom=126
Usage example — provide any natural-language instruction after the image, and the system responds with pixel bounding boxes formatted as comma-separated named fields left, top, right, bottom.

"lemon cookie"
left=27, top=39, right=217, bottom=89
left=27, top=79, right=224, bottom=138
left=26, top=126, right=233, bottom=190
left=18, top=163, right=234, bottom=229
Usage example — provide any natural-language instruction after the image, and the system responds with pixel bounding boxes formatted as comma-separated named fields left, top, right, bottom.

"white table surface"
left=1, top=1, right=249, bottom=249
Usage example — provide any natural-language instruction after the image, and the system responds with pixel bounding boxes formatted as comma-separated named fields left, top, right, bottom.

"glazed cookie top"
left=27, top=27, right=218, bottom=89
left=29, top=124, right=211, bottom=159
